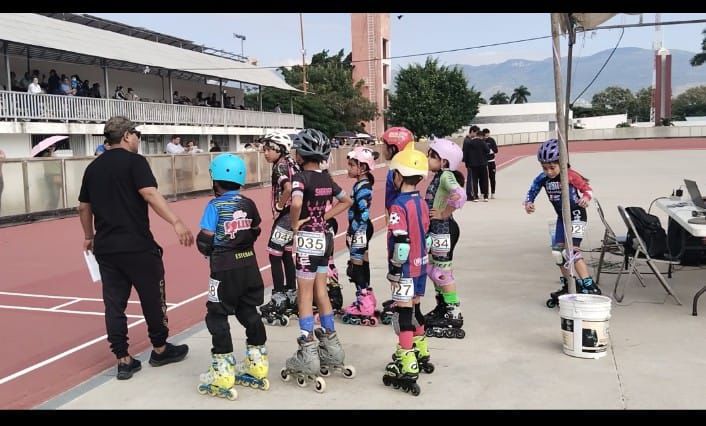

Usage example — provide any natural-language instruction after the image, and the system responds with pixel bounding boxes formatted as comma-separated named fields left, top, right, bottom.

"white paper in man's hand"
left=83, top=250, right=102, bottom=283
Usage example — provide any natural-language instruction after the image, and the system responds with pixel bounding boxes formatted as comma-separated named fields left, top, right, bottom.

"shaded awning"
left=0, top=13, right=301, bottom=92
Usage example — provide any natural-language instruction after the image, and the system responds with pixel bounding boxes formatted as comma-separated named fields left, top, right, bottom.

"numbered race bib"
left=571, top=221, right=587, bottom=239
left=392, top=277, right=414, bottom=302
left=430, top=233, right=451, bottom=256
left=295, top=231, right=327, bottom=256
left=351, top=230, right=368, bottom=249
left=271, top=225, right=293, bottom=245
left=207, top=278, right=220, bottom=303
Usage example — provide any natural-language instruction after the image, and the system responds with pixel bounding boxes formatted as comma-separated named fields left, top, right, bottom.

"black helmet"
left=293, top=129, right=331, bottom=160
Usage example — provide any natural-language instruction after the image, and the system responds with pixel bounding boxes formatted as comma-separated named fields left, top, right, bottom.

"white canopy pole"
left=551, top=13, right=576, bottom=292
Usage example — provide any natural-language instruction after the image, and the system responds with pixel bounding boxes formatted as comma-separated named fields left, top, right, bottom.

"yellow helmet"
left=389, top=143, right=428, bottom=178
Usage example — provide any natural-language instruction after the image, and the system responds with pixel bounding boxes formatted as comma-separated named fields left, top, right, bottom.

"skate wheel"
left=425, top=328, right=434, bottom=337
left=342, top=315, right=350, bottom=324
left=343, top=365, right=356, bottom=379
left=249, top=381, right=259, bottom=389
left=319, top=366, right=330, bottom=377
left=197, top=384, right=208, bottom=395
left=443, top=329, right=453, bottom=338
left=546, top=299, right=557, bottom=308
left=392, top=383, right=400, bottom=389
left=280, top=368, right=291, bottom=382
left=455, top=329, right=466, bottom=339
left=410, top=383, right=421, bottom=396
left=280, top=316, right=290, bottom=327
left=314, top=377, right=326, bottom=393
left=266, top=317, right=274, bottom=325
left=422, top=363, right=435, bottom=374
left=296, top=376, right=307, bottom=387
left=261, top=378, right=270, bottom=391
left=369, top=317, right=378, bottom=326
left=382, top=375, right=392, bottom=386
left=227, top=388, right=238, bottom=401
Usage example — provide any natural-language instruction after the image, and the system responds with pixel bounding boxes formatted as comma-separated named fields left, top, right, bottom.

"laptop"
left=684, top=179, right=706, bottom=210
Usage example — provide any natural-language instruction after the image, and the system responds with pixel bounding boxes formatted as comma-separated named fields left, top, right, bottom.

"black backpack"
left=625, top=207, right=669, bottom=258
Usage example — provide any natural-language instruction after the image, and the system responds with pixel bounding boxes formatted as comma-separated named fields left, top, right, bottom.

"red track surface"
left=0, top=138, right=704, bottom=408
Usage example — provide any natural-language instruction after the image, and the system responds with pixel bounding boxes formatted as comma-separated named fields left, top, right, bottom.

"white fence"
left=483, top=126, right=706, bottom=146
left=0, top=91, right=304, bottom=129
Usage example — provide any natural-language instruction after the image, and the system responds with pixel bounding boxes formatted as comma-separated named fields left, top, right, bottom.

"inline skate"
left=234, top=345, right=269, bottom=391
left=412, top=335, right=434, bottom=374
left=380, top=299, right=396, bottom=325
left=314, top=328, right=356, bottom=379
left=382, top=346, right=420, bottom=396
left=341, top=288, right=379, bottom=326
left=259, top=291, right=291, bottom=327
left=197, top=353, right=238, bottom=401
left=280, top=336, right=326, bottom=393
left=424, top=303, right=465, bottom=339
left=546, top=277, right=569, bottom=308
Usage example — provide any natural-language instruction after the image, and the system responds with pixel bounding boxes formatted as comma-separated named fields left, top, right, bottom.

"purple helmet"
left=537, top=138, right=560, bottom=163
left=429, top=138, right=463, bottom=171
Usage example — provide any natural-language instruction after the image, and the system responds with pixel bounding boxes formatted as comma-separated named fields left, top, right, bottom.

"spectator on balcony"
left=209, top=93, right=219, bottom=108
left=9, top=72, right=20, bottom=91
left=71, top=75, right=81, bottom=93
left=273, top=103, right=282, bottom=113
left=77, top=80, right=90, bottom=97
left=61, top=77, right=75, bottom=96
left=238, top=104, right=246, bottom=110
left=19, top=72, right=31, bottom=91
left=114, top=86, right=127, bottom=100
left=185, top=140, right=203, bottom=154
left=95, top=140, right=110, bottom=156
left=88, top=83, right=102, bottom=98
left=127, top=88, right=139, bottom=102
left=27, top=77, right=43, bottom=95
left=166, top=135, right=185, bottom=154
left=47, top=70, right=60, bottom=95
left=209, top=140, right=222, bottom=152
left=195, top=92, right=208, bottom=106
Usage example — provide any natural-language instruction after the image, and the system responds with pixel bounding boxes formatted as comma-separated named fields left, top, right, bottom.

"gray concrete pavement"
left=45, top=149, right=706, bottom=409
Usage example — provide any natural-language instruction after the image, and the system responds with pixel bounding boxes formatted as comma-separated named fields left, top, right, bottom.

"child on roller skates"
left=196, top=154, right=269, bottom=401
left=258, top=132, right=300, bottom=327
left=342, top=146, right=380, bottom=326
left=379, top=127, right=416, bottom=326
left=423, top=138, right=467, bottom=339
left=280, top=129, right=355, bottom=393
left=383, top=144, right=431, bottom=397
left=523, top=138, right=600, bottom=309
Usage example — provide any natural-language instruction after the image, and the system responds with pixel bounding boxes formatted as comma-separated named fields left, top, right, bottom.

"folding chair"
left=613, top=205, right=682, bottom=305
left=593, top=198, right=642, bottom=287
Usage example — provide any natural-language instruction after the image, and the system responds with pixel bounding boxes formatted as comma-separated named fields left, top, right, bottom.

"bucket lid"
left=558, top=294, right=612, bottom=307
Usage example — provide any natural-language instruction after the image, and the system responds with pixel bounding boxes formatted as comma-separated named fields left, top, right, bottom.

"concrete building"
left=351, top=13, right=390, bottom=138
left=463, top=102, right=570, bottom=136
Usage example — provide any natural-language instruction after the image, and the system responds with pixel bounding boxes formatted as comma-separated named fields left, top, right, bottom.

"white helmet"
left=262, top=132, right=293, bottom=153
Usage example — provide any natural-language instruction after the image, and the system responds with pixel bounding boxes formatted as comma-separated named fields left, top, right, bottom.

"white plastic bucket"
left=558, top=294, right=612, bottom=359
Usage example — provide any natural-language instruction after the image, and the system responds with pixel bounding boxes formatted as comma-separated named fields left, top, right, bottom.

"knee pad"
left=392, top=306, right=414, bottom=336
left=561, top=247, right=583, bottom=264
left=551, top=248, right=564, bottom=266
left=429, top=264, right=454, bottom=286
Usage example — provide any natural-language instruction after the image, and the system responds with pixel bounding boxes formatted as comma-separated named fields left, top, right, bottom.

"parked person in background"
left=462, top=125, right=490, bottom=202
left=273, top=103, right=282, bottom=113
left=209, top=140, right=222, bottom=152
left=39, top=146, right=63, bottom=210
left=483, top=128, right=499, bottom=199
left=61, top=77, right=76, bottom=96
left=166, top=135, right=185, bottom=154
left=48, top=70, right=60, bottom=95
left=114, top=86, right=127, bottom=100
left=95, top=140, right=110, bottom=156
left=90, top=83, right=102, bottom=98
left=186, top=140, right=203, bottom=154
left=78, top=116, right=193, bottom=380
left=19, top=72, right=31, bottom=91
left=127, top=88, right=139, bottom=101
left=27, top=77, right=43, bottom=95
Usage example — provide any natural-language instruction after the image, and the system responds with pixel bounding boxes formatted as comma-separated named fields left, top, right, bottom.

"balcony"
left=0, top=91, right=304, bottom=129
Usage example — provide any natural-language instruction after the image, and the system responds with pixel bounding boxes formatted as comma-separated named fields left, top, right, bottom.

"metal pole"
left=4, top=42, right=11, bottom=92
left=551, top=13, right=576, bottom=291
left=259, top=85, right=263, bottom=112
left=290, top=95, right=294, bottom=114
left=219, top=79, right=224, bottom=108
left=102, top=60, right=109, bottom=99
left=26, top=49, right=31, bottom=75
left=300, top=13, right=307, bottom=94
left=168, top=70, right=173, bottom=104
left=564, top=15, right=575, bottom=157
left=22, top=160, right=30, bottom=214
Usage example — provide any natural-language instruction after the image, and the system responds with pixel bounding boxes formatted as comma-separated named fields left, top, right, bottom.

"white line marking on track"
left=0, top=305, right=143, bottom=318
left=49, top=300, right=81, bottom=310
left=0, top=213, right=388, bottom=385
left=0, top=291, right=176, bottom=307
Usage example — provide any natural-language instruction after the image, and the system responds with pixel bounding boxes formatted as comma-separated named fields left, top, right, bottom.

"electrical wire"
left=570, top=28, right=624, bottom=105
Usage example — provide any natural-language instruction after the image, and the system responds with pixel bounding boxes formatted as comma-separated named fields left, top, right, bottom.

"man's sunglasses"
left=128, top=128, right=141, bottom=139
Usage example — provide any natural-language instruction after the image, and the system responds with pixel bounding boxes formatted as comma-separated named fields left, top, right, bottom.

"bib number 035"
left=295, top=231, right=326, bottom=256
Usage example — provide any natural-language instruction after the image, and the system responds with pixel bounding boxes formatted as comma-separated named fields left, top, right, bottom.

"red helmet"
left=382, top=127, right=414, bottom=152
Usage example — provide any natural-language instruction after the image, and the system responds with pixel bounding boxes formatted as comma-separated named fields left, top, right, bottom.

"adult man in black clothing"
left=483, top=128, right=499, bottom=199
left=462, top=125, right=491, bottom=202
left=78, top=116, right=194, bottom=380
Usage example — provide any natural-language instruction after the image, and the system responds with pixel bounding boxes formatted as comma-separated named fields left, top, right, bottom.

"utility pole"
left=300, top=13, right=307, bottom=94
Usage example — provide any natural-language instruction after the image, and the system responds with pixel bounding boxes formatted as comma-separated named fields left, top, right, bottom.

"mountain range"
left=391, top=47, right=706, bottom=103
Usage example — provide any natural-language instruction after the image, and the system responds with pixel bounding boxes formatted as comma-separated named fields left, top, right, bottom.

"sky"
left=90, top=13, right=706, bottom=70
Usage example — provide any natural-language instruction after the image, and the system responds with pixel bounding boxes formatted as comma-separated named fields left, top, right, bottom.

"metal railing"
left=0, top=91, right=304, bottom=129
left=0, top=145, right=387, bottom=220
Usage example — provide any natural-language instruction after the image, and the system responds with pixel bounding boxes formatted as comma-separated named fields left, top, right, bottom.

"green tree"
left=672, top=85, right=706, bottom=120
left=633, top=87, right=653, bottom=122
left=510, top=85, right=531, bottom=104
left=690, top=28, right=706, bottom=67
left=244, top=49, right=378, bottom=136
left=387, top=57, right=480, bottom=138
left=590, top=86, right=636, bottom=117
left=489, top=91, right=510, bottom=104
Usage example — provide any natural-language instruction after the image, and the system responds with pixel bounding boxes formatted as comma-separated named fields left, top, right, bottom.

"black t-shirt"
left=78, top=148, right=159, bottom=255
left=291, top=169, right=344, bottom=233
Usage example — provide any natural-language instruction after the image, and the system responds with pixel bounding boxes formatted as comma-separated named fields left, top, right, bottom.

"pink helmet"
left=429, top=138, right=463, bottom=171
left=347, top=146, right=378, bottom=172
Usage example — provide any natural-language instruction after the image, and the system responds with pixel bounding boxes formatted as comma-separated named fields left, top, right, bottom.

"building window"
left=383, top=64, right=389, bottom=85
left=382, top=38, right=389, bottom=59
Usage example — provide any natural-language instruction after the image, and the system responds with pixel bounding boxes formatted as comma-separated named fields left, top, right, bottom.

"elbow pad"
left=448, top=187, right=467, bottom=210
left=392, top=234, right=411, bottom=265
left=197, top=230, right=214, bottom=256
left=425, top=234, right=432, bottom=252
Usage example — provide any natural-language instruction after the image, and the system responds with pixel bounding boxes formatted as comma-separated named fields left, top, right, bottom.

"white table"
left=654, top=198, right=706, bottom=237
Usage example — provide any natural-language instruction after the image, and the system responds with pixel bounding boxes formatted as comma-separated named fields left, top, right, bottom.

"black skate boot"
left=546, top=277, right=569, bottom=308
left=576, top=277, right=602, bottom=295
left=424, top=303, right=465, bottom=339
left=259, top=291, right=290, bottom=326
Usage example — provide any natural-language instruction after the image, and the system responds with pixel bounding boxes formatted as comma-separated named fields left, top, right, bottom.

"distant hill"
left=390, top=47, right=706, bottom=103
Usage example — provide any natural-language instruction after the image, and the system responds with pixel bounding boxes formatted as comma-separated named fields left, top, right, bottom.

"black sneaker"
left=149, top=343, right=189, bottom=367
left=116, top=357, right=142, bottom=380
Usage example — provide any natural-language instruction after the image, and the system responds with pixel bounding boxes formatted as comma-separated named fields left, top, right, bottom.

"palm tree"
left=510, top=85, right=531, bottom=104
left=690, top=28, right=706, bottom=66
left=489, top=91, right=510, bottom=105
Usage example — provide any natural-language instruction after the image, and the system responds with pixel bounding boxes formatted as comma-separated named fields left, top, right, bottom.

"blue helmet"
left=537, top=138, right=560, bottom=163
left=209, top=153, right=246, bottom=185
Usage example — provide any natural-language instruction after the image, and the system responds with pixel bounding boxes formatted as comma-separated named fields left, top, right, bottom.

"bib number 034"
left=295, top=231, right=326, bottom=256
left=430, top=233, right=451, bottom=255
